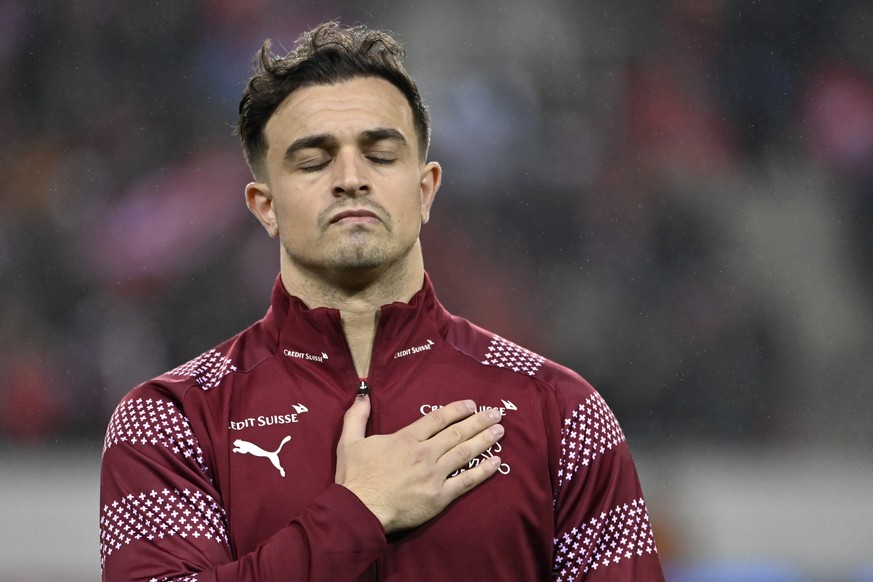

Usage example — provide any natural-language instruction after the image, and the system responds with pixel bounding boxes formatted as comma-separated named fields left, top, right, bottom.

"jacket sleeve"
left=550, top=382, right=665, bottom=581
left=99, top=388, right=386, bottom=581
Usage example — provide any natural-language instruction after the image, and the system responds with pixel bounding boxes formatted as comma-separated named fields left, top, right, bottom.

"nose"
left=331, top=149, right=370, bottom=197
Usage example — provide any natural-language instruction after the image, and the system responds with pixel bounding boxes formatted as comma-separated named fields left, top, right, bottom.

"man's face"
left=246, top=77, right=439, bottom=284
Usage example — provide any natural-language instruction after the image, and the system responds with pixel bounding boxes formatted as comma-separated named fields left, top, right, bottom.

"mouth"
left=329, top=208, right=381, bottom=225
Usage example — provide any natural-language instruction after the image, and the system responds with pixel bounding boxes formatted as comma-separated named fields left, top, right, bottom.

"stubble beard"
left=323, top=231, right=390, bottom=271
left=283, top=226, right=417, bottom=287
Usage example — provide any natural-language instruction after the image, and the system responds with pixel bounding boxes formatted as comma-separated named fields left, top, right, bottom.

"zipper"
left=343, top=315, right=382, bottom=581
left=365, top=322, right=382, bottom=581
left=357, top=379, right=370, bottom=397
left=359, top=384, right=382, bottom=582
left=354, top=314, right=382, bottom=436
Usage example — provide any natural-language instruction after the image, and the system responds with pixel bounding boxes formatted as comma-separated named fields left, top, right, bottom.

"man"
left=99, top=22, right=665, bottom=581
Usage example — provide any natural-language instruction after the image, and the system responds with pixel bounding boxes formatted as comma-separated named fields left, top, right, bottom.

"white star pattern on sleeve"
left=552, top=498, right=657, bottom=579
left=103, top=397, right=212, bottom=479
left=557, top=392, right=626, bottom=492
left=100, top=488, right=229, bottom=569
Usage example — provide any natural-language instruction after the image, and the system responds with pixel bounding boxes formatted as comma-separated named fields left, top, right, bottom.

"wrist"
left=341, top=483, right=395, bottom=532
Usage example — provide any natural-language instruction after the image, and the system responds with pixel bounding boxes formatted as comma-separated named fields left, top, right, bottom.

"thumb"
left=336, top=394, right=371, bottom=484
left=339, top=394, right=371, bottom=447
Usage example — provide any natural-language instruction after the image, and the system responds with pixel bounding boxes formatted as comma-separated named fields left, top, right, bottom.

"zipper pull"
left=357, top=378, right=370, bottom=397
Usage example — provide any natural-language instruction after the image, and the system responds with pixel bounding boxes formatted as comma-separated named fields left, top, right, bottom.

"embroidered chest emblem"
left=232, top=436, right=292, bottom=477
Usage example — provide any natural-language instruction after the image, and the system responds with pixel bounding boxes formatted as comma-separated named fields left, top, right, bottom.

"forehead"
left=264, top=77, right=416, bottom=154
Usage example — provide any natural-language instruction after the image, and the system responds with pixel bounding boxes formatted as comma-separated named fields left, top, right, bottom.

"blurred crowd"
left=1, top=0, right=872, bottom=451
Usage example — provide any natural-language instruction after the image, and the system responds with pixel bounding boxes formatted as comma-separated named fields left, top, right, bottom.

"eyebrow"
left=360, top=128, right=408, bottom=148
left=283, top=133, right=334, bottom=160
left=283, top=128, right=409, bottom=161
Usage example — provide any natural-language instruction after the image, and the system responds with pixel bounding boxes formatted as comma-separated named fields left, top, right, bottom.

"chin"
left=286, top=238, right=415, bottom=278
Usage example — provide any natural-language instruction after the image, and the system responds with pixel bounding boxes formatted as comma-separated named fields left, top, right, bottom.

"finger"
left=441, top=454, right=502, bottom=500
left=436, top=421, right=504, bottom=475
left=428, top=408, right=503, bottom=453
left=403, top=400, right=477, bottom=441
left=338, top=394, right=371, bottom=448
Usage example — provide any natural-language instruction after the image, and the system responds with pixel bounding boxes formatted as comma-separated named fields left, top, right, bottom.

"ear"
left=419, top=161, right=441, bottom=225
left=245, top=181, right=279, bottom=238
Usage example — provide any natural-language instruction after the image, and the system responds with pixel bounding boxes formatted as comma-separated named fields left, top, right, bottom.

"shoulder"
left=108, top=318, right=274, bottom=424
left=102, top=322, right=269, bottom=467
left=157, top=318, right=275, bottom=395
left=442, top=316, right=624, bottom=458
left=441, top=313, right=597, bottom=400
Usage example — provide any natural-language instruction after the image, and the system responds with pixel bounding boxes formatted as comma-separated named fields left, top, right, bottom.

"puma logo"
left=232, top=436, right=292, bottom=477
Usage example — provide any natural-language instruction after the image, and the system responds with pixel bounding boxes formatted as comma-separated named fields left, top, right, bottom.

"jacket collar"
left=262, top=273, right=447, bottom=372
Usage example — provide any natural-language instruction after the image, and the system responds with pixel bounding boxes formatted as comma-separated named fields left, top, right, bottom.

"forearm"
left=101, top=460, right=386, bottom=582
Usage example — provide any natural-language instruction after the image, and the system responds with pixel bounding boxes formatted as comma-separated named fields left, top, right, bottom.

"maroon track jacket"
left=100, top=274, right=665, bottom=581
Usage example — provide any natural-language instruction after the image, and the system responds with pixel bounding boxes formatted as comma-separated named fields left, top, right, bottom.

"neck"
left=280, top=243, right=425, bottom=377
left=339, top=307, right=380, bottom=379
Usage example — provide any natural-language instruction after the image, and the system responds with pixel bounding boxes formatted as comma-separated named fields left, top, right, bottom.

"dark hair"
left=238, top=22, right=431, bottom=176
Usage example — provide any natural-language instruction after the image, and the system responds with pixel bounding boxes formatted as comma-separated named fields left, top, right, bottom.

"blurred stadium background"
left=1, top=0, right=872, bottom=580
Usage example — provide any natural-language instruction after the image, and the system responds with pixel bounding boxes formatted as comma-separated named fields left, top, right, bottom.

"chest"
left=209, top=359, right=557, bottom=574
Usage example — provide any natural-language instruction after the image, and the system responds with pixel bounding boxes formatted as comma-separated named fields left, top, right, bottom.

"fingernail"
left=489, top=456, right=502, bottom=467
left=465, top=400, right=476, bottom=413
left=488, top=409, right=501, bottom=421
left=490, top=425, right=504, bottom=437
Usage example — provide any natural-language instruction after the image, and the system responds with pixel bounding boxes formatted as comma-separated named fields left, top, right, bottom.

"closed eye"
left=367, top=154, right=396, bottom=165
left=298, top=155, right=331, bottom=172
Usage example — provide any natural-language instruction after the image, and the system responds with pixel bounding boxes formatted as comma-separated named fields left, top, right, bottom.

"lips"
left=329, top=208, right=380, bottom=224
